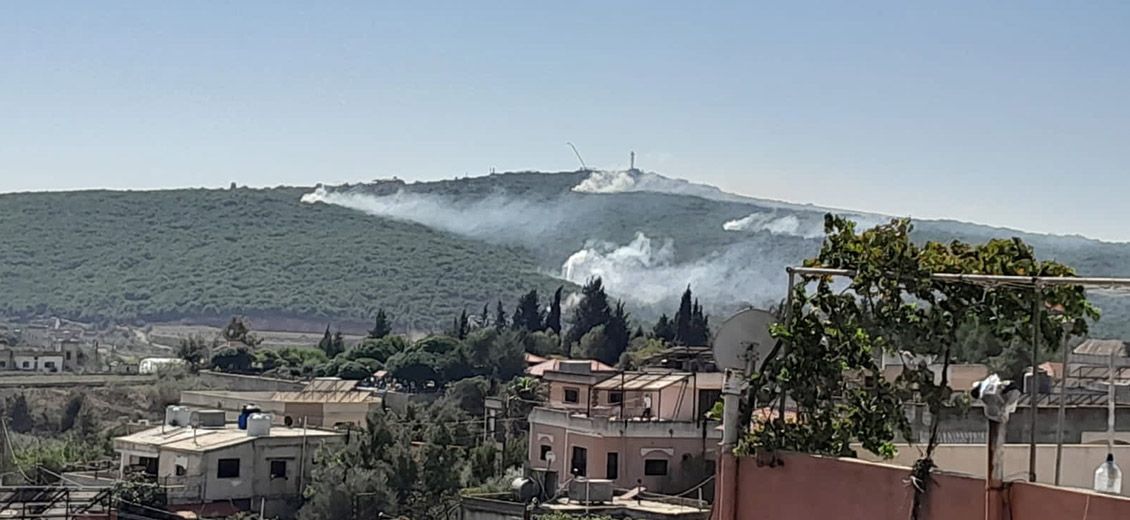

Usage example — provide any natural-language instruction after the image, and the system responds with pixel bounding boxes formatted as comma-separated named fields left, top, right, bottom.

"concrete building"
left=528, top=369, right=722, bottom=496
left=180, top=378, right=381, bottom=428
left=0, top=346, right=65, bottom=372
left=113, top=408, right=343, bottom=519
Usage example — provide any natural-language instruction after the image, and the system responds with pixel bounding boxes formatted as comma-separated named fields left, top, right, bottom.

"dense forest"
left=0, top=186, right=563, bottom=332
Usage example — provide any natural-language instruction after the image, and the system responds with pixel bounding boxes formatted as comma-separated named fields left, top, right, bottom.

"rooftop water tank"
left=193, top=409, right=227, bottom=428
left=567, top=478, right=614, bottom=504
left=165, top=405, right=191, bottom=427
left=247, top=413, right=272, bottom=437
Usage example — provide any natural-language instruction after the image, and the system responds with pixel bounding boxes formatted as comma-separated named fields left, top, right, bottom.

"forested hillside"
left=0, top=187, right=563, bottom=332
left=4, top=171, right=1130, bottom=339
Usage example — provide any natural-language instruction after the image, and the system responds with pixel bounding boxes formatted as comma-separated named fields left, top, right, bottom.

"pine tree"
left=653, top=314, right=676, bottom=342
left=545, top=286, right=563, bottom=336
left=512, top=289, right=543, bottom=332
left=479, top=304, right=490, bottom=329
left=494, top=300, right=508, bottom=330
left=566, top=278, right=613, bottom=352
left=368, top=309, right=392, bottom=339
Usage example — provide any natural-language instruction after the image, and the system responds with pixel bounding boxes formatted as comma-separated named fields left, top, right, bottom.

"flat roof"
left=303, top=378, right=360, bottom=392
left=116, top=423, right=341, bottom=453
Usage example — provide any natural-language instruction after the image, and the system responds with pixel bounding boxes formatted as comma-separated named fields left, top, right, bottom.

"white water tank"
left=247, top=413, right=272, bottom=437
left=165, top=405, right=191, bottom=427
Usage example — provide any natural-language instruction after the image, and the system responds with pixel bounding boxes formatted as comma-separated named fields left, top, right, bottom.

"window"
left=563, top=388, right=580, bottom=404
left=540, top=445, right=552, bottom=461
left=608, top=391, right=623, bottom=404
left=606, top=452, right=619, bottom=480
left=65, top=351, right=72, bottom=360
left=44, top=361, right=56, bottom=369
left=21, top=361, right=29, bottom=369
left=175, top=464, right=187, bottom=476
left=0, top=361, right=6, bottom=368
left=644, top=459, right=668, bottom=476
left=270, top=460, right=288, bottom=480
left=217, top=458, right=240, bottom=479
left=570, top=446, right=587, bottom=477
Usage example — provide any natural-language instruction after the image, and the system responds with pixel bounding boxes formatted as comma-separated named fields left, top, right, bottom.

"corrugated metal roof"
left=592, top=372, right=690, bottom=391
left=303, top=379, right=360, bottom=392
left=1074, top=339, right=1128, bottom=357
left=270, top=391, right=376, bottom=403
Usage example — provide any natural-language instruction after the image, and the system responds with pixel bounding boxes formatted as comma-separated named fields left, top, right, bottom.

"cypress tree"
left=653, top=314, right=675, bottom=342
left=674, top=287, right=694, bottom=345
left=368, top=309, right=392, bottom=339
left=512, top=289, right=543, bottom=332
left=494, top=300, right=508, bottom=330
left=545, top=286, right=563, bottom=336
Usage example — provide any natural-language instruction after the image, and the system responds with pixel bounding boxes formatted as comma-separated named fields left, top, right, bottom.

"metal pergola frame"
left=784, top=265, right=1130, bottom=485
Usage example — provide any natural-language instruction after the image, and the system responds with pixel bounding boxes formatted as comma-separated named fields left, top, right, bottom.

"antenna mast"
left=566, top=142, right=588, bottom=171
left=630, top=151, right=635, bottom=171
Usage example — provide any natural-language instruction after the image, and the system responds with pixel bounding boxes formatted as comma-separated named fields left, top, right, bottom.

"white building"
left=113, top=408, right=343, bottom=518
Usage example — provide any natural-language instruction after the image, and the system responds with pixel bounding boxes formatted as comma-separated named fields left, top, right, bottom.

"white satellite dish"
left=712, top=308, right=776, bottom=374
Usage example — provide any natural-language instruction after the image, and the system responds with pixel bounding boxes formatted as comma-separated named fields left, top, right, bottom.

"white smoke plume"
left=722, top=212, right=821, bottom=238
left=301, top=186, right=573, bottom=244
left=560, top=232, right=780, bottom=309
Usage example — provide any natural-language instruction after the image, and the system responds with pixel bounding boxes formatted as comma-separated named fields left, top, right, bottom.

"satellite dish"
left=712, top=308, right=776, bottom=374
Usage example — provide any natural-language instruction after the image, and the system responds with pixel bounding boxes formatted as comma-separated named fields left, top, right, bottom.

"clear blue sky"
left=3, top=2, right=1129, bottom=240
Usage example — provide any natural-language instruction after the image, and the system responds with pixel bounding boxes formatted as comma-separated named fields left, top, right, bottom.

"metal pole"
left=1054, top=330, right=1070, bottom=486
left=1109, top=350, right=1116, bottom=454
left=1028, top=290, right=1040, bottom=482
left=986, top=419, right=1006, bottom=520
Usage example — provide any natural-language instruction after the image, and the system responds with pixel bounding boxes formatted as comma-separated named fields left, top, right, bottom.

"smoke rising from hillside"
left=301, top=186, right=574, bottom=244
left=303, top=182, right=794, bottom=312
left=723, top=212, right=822, bottom=238
left=560, top=232, right=780, bottom=309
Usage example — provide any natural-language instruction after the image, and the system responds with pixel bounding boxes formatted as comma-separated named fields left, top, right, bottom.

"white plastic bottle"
left=1094, top=453, right=1123, bottom=495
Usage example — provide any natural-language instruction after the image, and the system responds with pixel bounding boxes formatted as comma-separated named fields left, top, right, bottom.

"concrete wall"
left=924, top=406, right=1130, bottom=444
left=861, top=443, right=1130, bottom=498
left=713, top=451, right=1130, bottom=520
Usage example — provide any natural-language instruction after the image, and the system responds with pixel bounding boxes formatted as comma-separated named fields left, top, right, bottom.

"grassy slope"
left=0, top=187, right=563, bottom=332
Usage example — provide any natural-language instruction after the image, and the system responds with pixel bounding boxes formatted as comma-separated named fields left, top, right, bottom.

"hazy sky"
left=3, top=2, right=1129, bottom=241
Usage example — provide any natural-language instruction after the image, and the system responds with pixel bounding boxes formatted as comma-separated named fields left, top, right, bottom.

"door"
left=570, top=446, right=587, bottom=477
left=606, top=452, right=619, bottom=480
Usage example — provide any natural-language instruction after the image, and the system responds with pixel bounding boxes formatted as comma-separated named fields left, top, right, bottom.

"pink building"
left=528, top=369, right=723, bottom=496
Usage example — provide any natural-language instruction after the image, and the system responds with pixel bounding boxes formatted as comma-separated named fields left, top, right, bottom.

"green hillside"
left=0, top=187, right=564, bottom=332
left=4, top=171, right=1130, bottom=339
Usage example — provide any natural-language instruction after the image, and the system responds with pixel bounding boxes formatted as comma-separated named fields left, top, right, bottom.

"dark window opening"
left=608, top=391, right=623, bottom=404
left=540, top=445, right=552, bottom=461
left=270, top=460, right=288, bottom=480
left=66, top=352, right=72, bottom=360
left=217, top=458, right=240, bottom=479
left=175, top=465, right=187, bottom=476
left=571, top=446, right=587, bottom=477
left=606, top=452, right=619, bottom=480
left=564, top=388, right=580, bottom=404
left=140, top=457, right=158, bottom=476
left=644, top=459, right=668, bottom=476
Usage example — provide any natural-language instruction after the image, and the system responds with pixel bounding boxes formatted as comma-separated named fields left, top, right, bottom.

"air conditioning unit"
left=568, top=478, right=614, bottom=504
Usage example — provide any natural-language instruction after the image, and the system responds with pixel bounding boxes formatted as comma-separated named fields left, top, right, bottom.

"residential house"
left=113, top=407, right=343, bottom=519
left=528, top=369, right=722, bottom=496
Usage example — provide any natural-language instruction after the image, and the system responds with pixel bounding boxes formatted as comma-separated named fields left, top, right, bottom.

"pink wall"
left=713, top=451, right=1130, bottom=520
left=529, top=420, right=717, bottom=494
